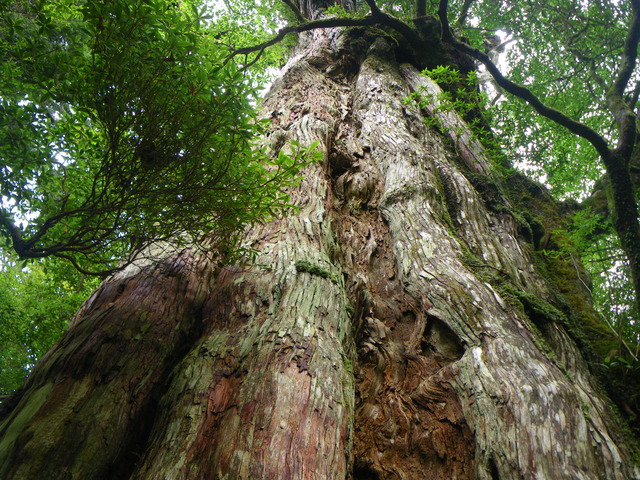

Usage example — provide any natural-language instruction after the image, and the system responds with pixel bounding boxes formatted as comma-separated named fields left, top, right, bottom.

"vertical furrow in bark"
left=343, top=37, right=637, bottom=479
left=401, top=67, right=545, bottom=295
left=337, top=38, right=477, bottom=480
left=130, top=29, right=356, bottom=480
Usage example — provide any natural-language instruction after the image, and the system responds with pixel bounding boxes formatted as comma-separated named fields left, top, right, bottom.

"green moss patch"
left=295, top=260, right=337, bottom=284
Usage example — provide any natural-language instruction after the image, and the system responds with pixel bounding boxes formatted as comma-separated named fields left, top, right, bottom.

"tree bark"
left=1, top=24, right=639, bottom=480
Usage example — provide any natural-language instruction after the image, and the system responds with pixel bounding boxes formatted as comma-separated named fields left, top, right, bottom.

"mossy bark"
left=1, top=23, right=639, bottom=480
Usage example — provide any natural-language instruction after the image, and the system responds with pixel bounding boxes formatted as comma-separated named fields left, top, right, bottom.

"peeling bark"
left=1, top=23, right=639, bottom=480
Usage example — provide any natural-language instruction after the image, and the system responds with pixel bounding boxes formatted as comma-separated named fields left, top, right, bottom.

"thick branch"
left=363, top=3, right=424, bottom=47
left=450, top=39, right=611, bottom=158
left=226, top=16, right=377, bottom=61
left=606, top=0, right=640, bottom=157
left=281, top=0, right=306, bottom=23
left=363, top=0, right=382, bottom=16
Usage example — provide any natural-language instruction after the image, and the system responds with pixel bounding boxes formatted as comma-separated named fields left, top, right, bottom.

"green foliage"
left=207, top=0, right=293, bottom=83
left=406, top=65, right=510, bottom=171
left=0, top=0, right=305, bottom=275
left=0, top=260, right=98, bottom=394
left=375, top=0, right=416, bottom=21
left=455, top=0, right=627, bottom=199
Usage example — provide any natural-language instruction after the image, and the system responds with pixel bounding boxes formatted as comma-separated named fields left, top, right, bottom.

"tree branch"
left=440, top=0, right=609, bottom=156
left=226, top=8, right=426, bottom=66
left=606, top=0, right=640, bottom=157
left=610, top=0, right=640, bottom=98
left=225, top=16, right=377, bottom=63
left=437, top=0, right=453, bottom=42
left=363, top=0, right=382, bottom=17
left=52, top=252, right=116, bottom=277
left=449, top=39, right=611, bottom=158
left=281, top=0, right=306, bottom=23
left=455, top=0, right=475, bottom=30
left=630, top=81, right=640, bottom=113
left=364, top=5, right=424, bottom=47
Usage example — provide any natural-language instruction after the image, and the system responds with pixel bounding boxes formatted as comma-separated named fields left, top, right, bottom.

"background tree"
left=0, top=258, right=98, bottom=395
left=2, top=0, right=640, bottom=479
left=0, top=0, right=305, bottom=275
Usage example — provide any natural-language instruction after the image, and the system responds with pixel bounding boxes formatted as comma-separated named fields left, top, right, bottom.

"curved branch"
left=52, top=252, right=116, bottom=277
left=450, top=39, right=611, bottom=158
left=225, top=16, right=377, bottom=63
left=606, top=0, right=640, bottom=157
left=281, top=0, right=306, bottom=23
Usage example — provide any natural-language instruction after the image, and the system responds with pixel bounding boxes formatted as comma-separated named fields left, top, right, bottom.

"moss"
left=464, top=172, right=511, bottom=215
left=535, top=252, right=616, bottom=357
left=519, top=210, right=544, bottom=247
left=499, top=173, right=617, bottom=359
left=0, top=383, right=53, bottom=472
left=437, top=168, right=461, bottom=234
left=498, top=284, right=563, bottom=354
left=343, top=356, right=354, bottom=375
left=501, top=283, right=604, bottom=362
left=295, top=260, right=337, bottom=284
left=460, top=249, right=508, bottom=285
left=502, top=285, right=565, bottom=325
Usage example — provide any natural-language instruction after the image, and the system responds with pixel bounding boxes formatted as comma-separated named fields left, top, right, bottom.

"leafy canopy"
left=0, top=0, right=306, bottom=275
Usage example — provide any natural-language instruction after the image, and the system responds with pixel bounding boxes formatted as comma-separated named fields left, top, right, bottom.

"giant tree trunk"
left=1, top=25, right=639, bottom=480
